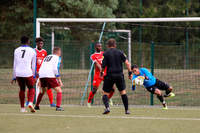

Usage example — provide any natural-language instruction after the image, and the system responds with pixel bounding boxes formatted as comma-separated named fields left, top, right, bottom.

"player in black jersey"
left=101, top=38, right=132, bottom=115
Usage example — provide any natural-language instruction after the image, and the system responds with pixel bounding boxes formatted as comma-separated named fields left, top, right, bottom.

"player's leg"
left=87, top=86, right=98, bottom=107
left=108, top=86, right=115, bottom=106
left=87, top=76, right=101, bottom=107
left=155, top=79, right=175, bottom=98
left=25, top=89, right=29, bottom=106
left=154, top=89, right=167, bottom=110
left=26, top=76, right=36, bottom=113
left=16, top=77, right=27, bottom=112
left=102, top=76, right=114, bottom=114
left=35, top=87, right=46, bottom=110
left=54, top=86, right=64, bottom=111
left=46, top=89, right=56, bottom=107
left=116, top=75, right=130, bottom=114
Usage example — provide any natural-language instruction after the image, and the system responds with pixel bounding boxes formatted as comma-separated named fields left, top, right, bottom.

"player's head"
left=21, top=36, right=30, bottom=44
left=107, top=38, right=116, bottom=48
left=131, top=64, right=140, bottom=75
left=53, top=47, right=61, bottom=56
left=36, top=37, right=44, bottom=50
left=95, top=42, right=102, bottom=52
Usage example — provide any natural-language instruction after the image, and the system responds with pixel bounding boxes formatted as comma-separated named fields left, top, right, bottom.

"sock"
left=26, top=89, right=29, bottom=101
left=102, top=95, right=109, bottom=109
left=121, top=94, right=129, bottom=111
left=108, top=91, right=114, bottom=99
left=28, top=88, right=35, bottom=103
left=19, top=90, right=25, bottom=108
left=56, top=92, right=62, bottom=108
left=157, top=95, right=165, bottom=104
left=36, top=92, right=44, bottom=106
left=88, top=91, right=95, bottom=103
left=47, top=89, right=54, bottom=104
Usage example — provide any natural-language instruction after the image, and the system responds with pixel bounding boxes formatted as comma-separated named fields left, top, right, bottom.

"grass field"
left=1, top=68, right=200, bottom=106
left=0, top=104, right=200, bottom=133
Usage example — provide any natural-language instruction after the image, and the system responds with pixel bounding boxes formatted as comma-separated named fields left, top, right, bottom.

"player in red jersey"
left=25, top=37, right=56, bottom=107
left=87, top=43, right=115, bottom=107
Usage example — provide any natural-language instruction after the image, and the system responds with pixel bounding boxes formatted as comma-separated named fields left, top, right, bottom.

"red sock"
left=36, top=92, right=44, bottom=106
left=108, top=91, right=114, bottom=99
left=28, top=88, right=35, bottom=103
left=56, top=92, right=62, bottom=107
left=88, top=91, right=95, bottom=103
left=27, top=89, right=29, bottom=101
left=19, top=90, right=25, bottom=108
left=47, top=89, right=54, bottom=104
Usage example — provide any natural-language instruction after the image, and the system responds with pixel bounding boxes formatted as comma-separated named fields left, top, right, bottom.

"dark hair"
left=107, top=38, right=116, bottom=47
left=35, top=37, right=44, bottom=43
left=21, top=36, right=29, bottom=44
left=95, top=42, right=101, bottom=47
left=53, top=47, right=61, bottom=53
left=131, top=64, right=139, bottom=70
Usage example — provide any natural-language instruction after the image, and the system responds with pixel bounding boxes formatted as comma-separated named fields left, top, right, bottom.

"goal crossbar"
left=36, top=17, right=200, bottom=37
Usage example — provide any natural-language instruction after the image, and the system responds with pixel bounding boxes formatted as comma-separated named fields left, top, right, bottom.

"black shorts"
left=103, top=74, right=126, bottom=93
left=146, top=79, right=170, bottom=94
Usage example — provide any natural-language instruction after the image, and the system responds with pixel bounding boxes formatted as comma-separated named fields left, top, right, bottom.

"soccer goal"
left=36, top=17, right=200, bottom=106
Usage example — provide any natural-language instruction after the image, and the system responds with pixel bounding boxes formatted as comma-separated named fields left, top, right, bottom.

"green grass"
left=0, top=68, right=200, bottom=106
left=0, top=104, right=200, bottom=133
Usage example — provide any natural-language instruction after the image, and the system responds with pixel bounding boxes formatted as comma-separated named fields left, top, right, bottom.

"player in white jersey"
left=11, top=36, right=37, bottom=113
left=35, top=47, right=64, bottom=111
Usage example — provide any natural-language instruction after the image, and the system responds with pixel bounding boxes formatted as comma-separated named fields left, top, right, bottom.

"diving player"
left=131, top=64, right=175, bottom=110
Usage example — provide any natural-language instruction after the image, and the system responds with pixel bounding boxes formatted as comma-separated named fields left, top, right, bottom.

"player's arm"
left=100, top=54, right=107, bottom=77
left=121, top=52, right=132, bottom=79
left=32, top=50, right=37, bottom=79
left=95, top=61, right=102, bottom=72
left=11, top=50, right=17, bottom=84
left=131, top=76, right=137, bottom=91
left=90, top=55, right=102, bottom=72
left=54, top=56, right=63, bottom=86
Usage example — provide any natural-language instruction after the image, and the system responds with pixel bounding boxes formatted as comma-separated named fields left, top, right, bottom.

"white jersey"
left=39, top=54, right=61, bottom=78
left=12, top=45, right=37, bottom=79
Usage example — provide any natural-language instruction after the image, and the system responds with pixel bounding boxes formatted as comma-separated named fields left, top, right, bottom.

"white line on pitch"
left=0, top=113, right=200, bottom=121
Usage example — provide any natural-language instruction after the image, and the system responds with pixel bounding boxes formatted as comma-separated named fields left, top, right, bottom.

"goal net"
left=2, top=18, right=200, bottom=106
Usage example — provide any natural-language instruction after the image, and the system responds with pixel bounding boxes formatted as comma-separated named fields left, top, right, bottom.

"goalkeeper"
left=131, top=64, right=175, bottom=110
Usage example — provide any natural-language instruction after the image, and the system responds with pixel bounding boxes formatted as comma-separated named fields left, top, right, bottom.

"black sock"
left=121, top=94, right=129, bottom=111
left=102, top=95, right=109, bottom=109
left=157, top=95, right=165, bottom=104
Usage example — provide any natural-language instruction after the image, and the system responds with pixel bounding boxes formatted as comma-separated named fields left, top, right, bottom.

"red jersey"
left=90, top=51, right=106, bottom=76
left=35, top=49, right=47, bottom=73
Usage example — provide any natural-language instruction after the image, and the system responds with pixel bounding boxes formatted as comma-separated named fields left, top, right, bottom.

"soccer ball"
left=135, top=76, right=144, bottom=86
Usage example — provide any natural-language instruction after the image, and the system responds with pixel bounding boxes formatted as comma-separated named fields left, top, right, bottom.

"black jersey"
left=102, top=48, right=127, bottom=76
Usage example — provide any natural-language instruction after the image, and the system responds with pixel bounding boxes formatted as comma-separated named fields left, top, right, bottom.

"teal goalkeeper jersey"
left=132, top=68, right=156, bottom=90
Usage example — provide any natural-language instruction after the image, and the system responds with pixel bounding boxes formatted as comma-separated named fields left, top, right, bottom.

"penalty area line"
left=0, top=113, right=200, bottom=121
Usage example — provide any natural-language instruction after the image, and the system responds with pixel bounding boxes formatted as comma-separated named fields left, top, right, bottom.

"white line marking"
left=0, top=113, right=200, bottom=121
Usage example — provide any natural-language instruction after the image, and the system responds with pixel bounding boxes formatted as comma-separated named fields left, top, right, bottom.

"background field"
left=0, top=104, right=200, bottom=133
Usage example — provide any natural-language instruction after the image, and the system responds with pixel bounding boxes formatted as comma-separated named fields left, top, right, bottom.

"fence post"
left=150, top=41, right=154, bottom=106
left=185, top=0, right=189, bottom=69
left=90, top=42, right=95, bottom=104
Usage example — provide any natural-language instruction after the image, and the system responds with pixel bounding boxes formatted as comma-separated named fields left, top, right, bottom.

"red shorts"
left=16, top=76, right=35, bottom=90
left=93, top=75, right=103, bottom=88
left=40, top=78, right=60, bottom=89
